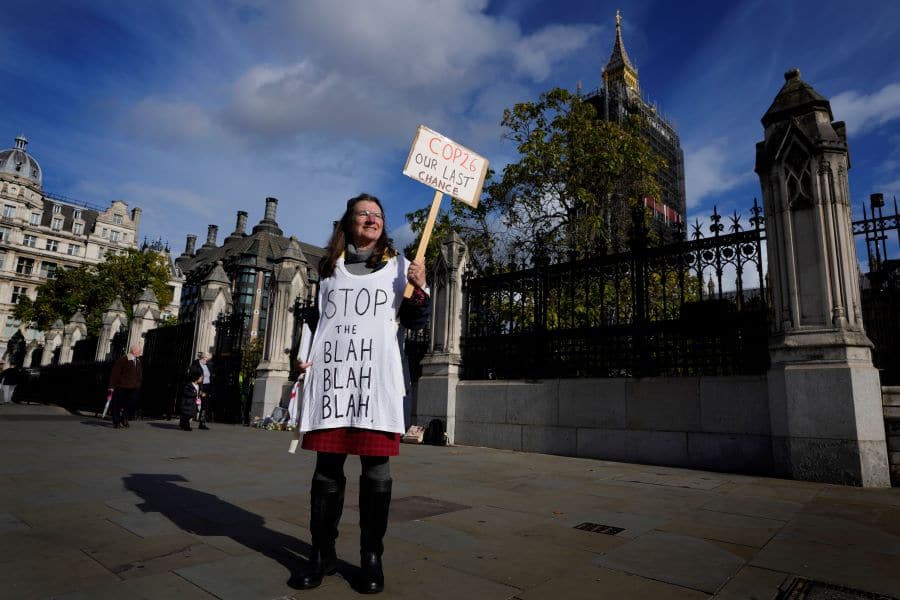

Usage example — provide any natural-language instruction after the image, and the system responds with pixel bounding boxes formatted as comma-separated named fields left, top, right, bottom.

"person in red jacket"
left=107, top=344, right=143, bottom=429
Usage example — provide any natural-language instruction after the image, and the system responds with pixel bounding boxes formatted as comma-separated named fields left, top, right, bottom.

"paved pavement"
left=1, top=400, right=899, bottom=600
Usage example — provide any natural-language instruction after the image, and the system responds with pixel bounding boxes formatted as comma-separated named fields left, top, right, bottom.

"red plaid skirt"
left=301, top=427, right=400, bottom=456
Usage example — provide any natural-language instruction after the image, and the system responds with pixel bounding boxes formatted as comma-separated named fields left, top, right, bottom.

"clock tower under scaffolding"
left=586, top=11, right=687, bottom=236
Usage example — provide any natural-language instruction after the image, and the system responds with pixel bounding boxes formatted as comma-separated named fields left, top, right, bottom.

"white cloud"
left=389, top=222, right=416, bottom=251
left=831, top=83, right=900, bottom=135
left=511, top=24, right=600, bottom=81
left=683, top=139, right=755, bottom=208
left=125, top=99, right=221, bottom=145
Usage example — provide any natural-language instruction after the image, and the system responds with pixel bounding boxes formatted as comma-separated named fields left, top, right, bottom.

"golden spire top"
left=603, top=10, right=639, bottom=93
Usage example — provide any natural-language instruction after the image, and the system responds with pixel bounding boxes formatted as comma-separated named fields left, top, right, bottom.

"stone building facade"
left=0, top=135, right=142, bottom=348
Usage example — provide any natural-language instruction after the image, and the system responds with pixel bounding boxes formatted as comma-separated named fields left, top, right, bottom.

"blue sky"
left=2, top=0, right=899, bottom=258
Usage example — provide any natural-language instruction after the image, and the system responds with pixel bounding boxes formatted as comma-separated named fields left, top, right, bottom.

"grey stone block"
left=626, top=378, right=700, bottom=431
left=558, top=379, right=627, bottom=428
left=522, top=425, right=577, bottom=456
left=699, top=375, right=770, bottom=435
left=576, top=428, right=629, bottom=462
left=506, top=381, right=559, bottom=425
left=455, top=421, right=522, bottom=451
left=456, top=382, right=508, bottom=423
left=687, top=432, right=773, bottom=474
left=625, top=430, right=690, bottom=467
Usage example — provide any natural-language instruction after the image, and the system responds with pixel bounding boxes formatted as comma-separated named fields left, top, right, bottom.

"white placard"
left=402, top=125, right=489, bottom=208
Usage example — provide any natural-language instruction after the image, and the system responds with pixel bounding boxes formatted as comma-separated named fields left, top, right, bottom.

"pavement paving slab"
left=2, top=404, right=900, bottom=600
left=50, top=572, right=219, bottom=600
left=519, top=566, right=711, bottom=599
left=712, top=565, right=788, bottom=600
left=595, top=530, right=747, bottom=593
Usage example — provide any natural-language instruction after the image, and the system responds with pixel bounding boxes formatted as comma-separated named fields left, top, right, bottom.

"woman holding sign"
left=295, top=193, right=429, bottom=594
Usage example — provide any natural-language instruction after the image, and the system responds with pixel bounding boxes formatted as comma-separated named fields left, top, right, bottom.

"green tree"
left=14, top=249, right=174, bottom=335
left=402, top=168, right=500, bottom=271
left=487, top=87, right=664, bottom=262
left=403, top=88, right=666, bottom=271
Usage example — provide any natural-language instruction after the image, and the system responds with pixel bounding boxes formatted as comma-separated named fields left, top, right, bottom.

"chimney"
left=184, top=234, right=197, bottom=255
left=251, top=197, right=284, bottom=235
left=205, top=224, right=218, bottom=247
left=235, top=211, right=248, bottom=235
left=264, top=197, right=278, bottom=221
left=130, top=207, right=142, bottom=237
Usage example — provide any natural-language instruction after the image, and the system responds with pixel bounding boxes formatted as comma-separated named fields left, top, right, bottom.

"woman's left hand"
left=407, top=259, right=426, bottom=289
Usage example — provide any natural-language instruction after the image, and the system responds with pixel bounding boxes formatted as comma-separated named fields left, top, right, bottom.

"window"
left=0, top=251, right=6, bottom=271
left=40, top=261, right=57, bottom=279
left=102, top=228, right=109, bottom=238
left=73, top=223, right=83, bottom=235
left=45, top=239, right=59, bottom=252
left=73, top=210, right=82, bottom=220
left=23, top=234, right=37, bottom=248
left=110, top=230, right=120, bottom=242
left=11, top=286, right=27, bottom=304
left=67, top=244, right=81, bottom=256
left=29, top=212, right=40, bottom=225
left=3, top=204, right=15, bottom=218
left=0, top=227, right=9, bottom=242
left=52, top=204, right=61, bottom=214
left=15, top=257, right=34, bottom=275
left=51, top=217, right=63, bottom=231
left=113, top=214, right=123, bottom=225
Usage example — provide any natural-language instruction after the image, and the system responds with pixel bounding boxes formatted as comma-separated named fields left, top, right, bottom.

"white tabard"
left=299, top=256, right=409, bottom=434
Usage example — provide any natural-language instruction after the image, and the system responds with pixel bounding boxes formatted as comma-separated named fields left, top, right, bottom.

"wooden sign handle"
left=404, top=189, right=443, bottom=298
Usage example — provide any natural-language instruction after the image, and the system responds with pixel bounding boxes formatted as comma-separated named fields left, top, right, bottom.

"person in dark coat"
left=180, top=365, right=204, bottom=431
left=189, top=352, right=212, bottom=429
left=107, top=344, right=143, bottom=428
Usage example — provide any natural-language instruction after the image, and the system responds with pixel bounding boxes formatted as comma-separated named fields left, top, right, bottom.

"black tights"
left=313, top=452, right=390, bottom=484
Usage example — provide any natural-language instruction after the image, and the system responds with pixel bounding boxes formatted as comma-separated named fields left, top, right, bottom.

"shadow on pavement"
left=122, top=473, right=355, bottom=590
left=145, top=422, right=183, bottom=430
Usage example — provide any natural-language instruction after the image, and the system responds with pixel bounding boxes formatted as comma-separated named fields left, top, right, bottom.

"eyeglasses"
left=354, top=210, right=384, bottom=220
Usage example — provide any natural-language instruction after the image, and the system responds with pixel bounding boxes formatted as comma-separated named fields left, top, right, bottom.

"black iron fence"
left=856, top=193, right=900, bottom=385
left=462, top=202, right=769, bottom=380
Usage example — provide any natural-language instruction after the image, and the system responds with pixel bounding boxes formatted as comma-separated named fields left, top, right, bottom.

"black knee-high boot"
left=297, top=477, right=345, bottom=589
left=358, top=476, right=392, bottom=594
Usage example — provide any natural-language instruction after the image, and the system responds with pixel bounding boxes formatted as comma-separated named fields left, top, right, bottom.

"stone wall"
left=434, top=375, right=774, bottom=474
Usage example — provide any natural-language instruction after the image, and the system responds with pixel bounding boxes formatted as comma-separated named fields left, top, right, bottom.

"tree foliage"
left=13, top=249, right=174, bottom=335
left=487, top=87, right=665, bottom=262
left=403, top=87, right=666, bottom=272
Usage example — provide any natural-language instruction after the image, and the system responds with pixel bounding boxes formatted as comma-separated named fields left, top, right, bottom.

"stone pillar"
left=96, top=297, right=128, bottom=361
left=252, top=238, right=307, bottom=419
left=23, top=339, right=40, bottom=368
left=41, top=320, right=64, bottom=366
left=755, top=68, right=890, bottom=486
left=193, top=261, right=233, bottom=357
left=129, top=288, right=161, bottom=350
left=415, top=234, right=468, bottom=443
left=59, top=311, right=88, bottom=364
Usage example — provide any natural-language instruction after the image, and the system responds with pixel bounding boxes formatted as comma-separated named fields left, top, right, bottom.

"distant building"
left=0, top=135, right=142, bottom=348
left=174, top=197, right=325, bottom=349
left=585, top=11, right=687, bottom=236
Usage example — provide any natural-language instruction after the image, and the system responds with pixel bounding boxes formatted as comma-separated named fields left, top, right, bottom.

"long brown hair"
left=318, top=193, right=396, bottom=278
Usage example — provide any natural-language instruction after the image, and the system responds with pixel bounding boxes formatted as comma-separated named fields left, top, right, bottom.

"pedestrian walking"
left=190, top=352, right=212, bottom=429
left=107, top=344, right=142, bottom=428
left=179, top=365, right=204, bottom=431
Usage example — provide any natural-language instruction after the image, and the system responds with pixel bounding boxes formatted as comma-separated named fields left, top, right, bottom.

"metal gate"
left=211, top=312, right=247, bottom=424
left=141, top=320, right=195, bottom=418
